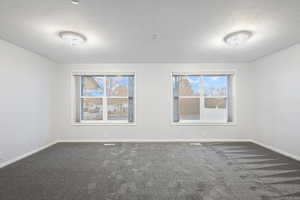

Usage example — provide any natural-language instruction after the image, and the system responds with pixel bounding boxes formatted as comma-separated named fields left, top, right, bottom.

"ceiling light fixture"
left=224, top=30, right=253, bottom=47
left=71, top=0, right=80, bottom=5
left=59, top=31, right=87, bottom=46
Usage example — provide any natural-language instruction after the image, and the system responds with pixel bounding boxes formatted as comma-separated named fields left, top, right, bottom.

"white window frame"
left=71, top=72, right=136, bottom=126
left=171, top=71, right=236, bottom=126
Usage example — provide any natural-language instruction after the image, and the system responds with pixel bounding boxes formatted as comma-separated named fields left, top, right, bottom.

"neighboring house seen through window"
left=172, top=73, right=235, bottom=124
left=72, top=73, right=135, bottom=124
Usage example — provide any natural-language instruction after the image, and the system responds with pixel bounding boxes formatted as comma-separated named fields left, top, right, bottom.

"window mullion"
left=103, top=97, right=108, bottom=121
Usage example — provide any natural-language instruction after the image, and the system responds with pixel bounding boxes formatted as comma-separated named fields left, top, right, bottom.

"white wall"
left=252, top=44, right=300, bottom=159
left=2, top=36, right=300, bottom=166
left=54, top=63, right=255, bottom=141
left=0, top=39, right=57, bottom=166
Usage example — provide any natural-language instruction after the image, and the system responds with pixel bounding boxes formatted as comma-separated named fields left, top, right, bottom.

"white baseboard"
left=250, top=140, right=300, bottom=162
left=0, top=141, right=58, bottom=169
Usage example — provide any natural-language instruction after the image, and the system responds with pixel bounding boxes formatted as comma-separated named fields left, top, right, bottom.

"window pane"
left=205, top=98, right=226, bottom=109
left=107, top=98, right=129, bottom=120
left=203, top=75, right=227, bottom=96
left=107, top=76, right=129, bottom=96
left=202, top=97, right=227, bottom=121
left=178, top=75, right=200, bottom=96
left=81, top=98, right=103, bottom=120
left=82, top=76, right=104, bottom=96
left=179, top=98, right=200, bottom=120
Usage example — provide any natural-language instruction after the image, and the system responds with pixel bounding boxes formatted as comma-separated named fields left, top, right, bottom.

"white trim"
left=172, top=122, right=236, bottom=126
left=251, top=140, right=300, bottom=162
left=72, top=71, right=135, bottom=76
left=80, top=96, right=104, bottom=99
left=80, top=96, right=129, bottom=99
left=72, top=122, right=136, bottom=126
left=172, top=70, right=236, bottom=76
left=0, top=141, right=58, bottom=169
left=79, top=120, right=130, bottom=123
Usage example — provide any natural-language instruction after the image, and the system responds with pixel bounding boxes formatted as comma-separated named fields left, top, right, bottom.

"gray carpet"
left=0, top=142, right=300, bottom=200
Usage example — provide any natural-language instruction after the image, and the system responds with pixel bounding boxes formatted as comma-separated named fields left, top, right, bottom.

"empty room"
left=1, top=0, right=300, bottom=199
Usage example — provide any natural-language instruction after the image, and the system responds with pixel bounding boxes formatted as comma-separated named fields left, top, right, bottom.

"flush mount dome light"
left=224, top=30, right=253, bottom=47
left=71, top=0, right=80, bottom=5
left=59, top=31, right=87, bottom=46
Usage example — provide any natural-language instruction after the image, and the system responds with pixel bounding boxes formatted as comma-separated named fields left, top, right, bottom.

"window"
left=72, top=73, right=135, bottom=124
left=172, top=73, right=235, bottom=124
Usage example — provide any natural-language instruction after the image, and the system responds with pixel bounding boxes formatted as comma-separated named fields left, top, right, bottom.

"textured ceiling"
left=0, top=0, right=300, bottom=63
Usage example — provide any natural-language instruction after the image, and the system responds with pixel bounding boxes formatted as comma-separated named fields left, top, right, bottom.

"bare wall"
left=0, top=39, right=57, bottom=166
left=252, top=43, right=300, bottom=158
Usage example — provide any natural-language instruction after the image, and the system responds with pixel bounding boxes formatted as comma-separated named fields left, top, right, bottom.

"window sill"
left=72, top=122, right=136, bottom=126
left=171, top=122, right=236, bottom=126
